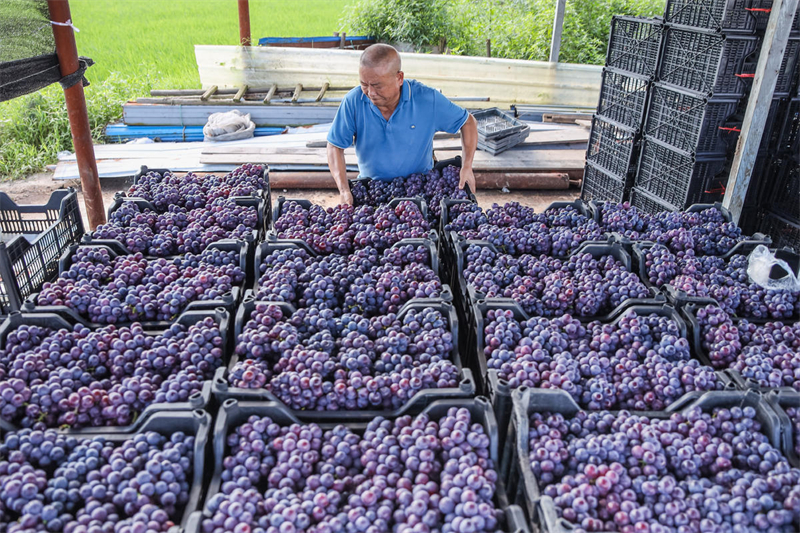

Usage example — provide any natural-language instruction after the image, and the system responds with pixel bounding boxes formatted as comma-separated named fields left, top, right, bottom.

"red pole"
left=238, top=0, right=252, bottom=46
left=47, top=0, right=106, bottom=230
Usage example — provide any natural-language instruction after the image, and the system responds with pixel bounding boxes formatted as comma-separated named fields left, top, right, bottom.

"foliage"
left=342, top=0, right=666, bottom=63
left=339, top=0, right=451, bottom=48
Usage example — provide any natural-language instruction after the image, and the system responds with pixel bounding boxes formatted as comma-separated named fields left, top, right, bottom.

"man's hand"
left=459, top=166, right=476, bottom=193
left=340, top=190, right=354, bottom=206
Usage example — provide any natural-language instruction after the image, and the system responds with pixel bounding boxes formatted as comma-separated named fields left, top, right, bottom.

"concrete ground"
left=1, top=171, right=579, bottom=229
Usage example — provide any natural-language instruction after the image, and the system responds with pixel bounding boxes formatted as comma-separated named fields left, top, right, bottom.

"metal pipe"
left=238, top=0, right=251, bottom=46
left=47, top=0, right=106, bottom=230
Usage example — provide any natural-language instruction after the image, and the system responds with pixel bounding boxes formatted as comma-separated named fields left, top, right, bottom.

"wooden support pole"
left=291, top=83, right=303, bottom=103
left=238, top=0, right=251, bottom=46
left=486, top=39, right=491, bottom=57
left=262, top=84, right=278, bottom=104
left=47, top=0, right=105, bottom=230
left=723, top=0, right=800, bottom=223
left=200, top=85, right=218, bottom=101
left=315, top=82, right=330, bottom=102
left=549, top=0, right=567, bottom=63
left=340, top=32, right=347, bottom=48
left=233, top=85, right=248, bottom=102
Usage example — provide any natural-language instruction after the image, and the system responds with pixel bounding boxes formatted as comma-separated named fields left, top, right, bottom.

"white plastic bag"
left=746, top=245, right=800, bottom=291
left=203, top=110, right=255, bottom=142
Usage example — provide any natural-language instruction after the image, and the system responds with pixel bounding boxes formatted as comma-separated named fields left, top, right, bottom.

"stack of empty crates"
left=582, top=0, right=800, bottom=217
left=740, top=5, right=800, bottom=250
left=581, top=16, right=663, bottom=203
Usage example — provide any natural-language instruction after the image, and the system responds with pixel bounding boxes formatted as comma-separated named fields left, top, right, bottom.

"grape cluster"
left=0, top=428, right=194, bottom=533
left=256, top=244, right=443, bottom=316
left=595, top=203, right=757, bottom=256
left=203, top=408, right=501, bottom=533
left=230, top=303, right=459, bottom=410
left=695, top=304, right=800, bottom=389
left=445, top=202, right=603, bottom=257
left=92, top=198, right=258, bottom=256
left=0, top=316, right=224, bottom=429
left=643, top=245, right=799, bottom=320
left=464, top=245, right=649, bottom=317
left=528, top=406, right=800, bottom=532
left=483, top=309, right=720, bottom=410
left=350, top=166, right=470, bottom=219
left=275, top=202, right=431, bottom=255
left=37, top=246, right=245, bottom=323
left=129, top=164, right=267, bottom=211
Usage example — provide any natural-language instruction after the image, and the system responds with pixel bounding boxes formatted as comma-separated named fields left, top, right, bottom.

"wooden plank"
left=199, top=152, right=359, bottom=166
left=542, top=112, right=593, bottom=123
left=291, top=83, right=303, bottom=103
left=200, top=85, right=218, bottom=101
left=263, top=83, right=278, bottom=103
left=194, top=45, right=602, bottom=108
left=315, top=82, right=330, bottom=102
left=233, top=85, right=248, bottom=102
left=202, top=145, right=355, bottom=156
left=723, top=0, right=800, bottom=223
left=433, top=147, right=585, bottom=171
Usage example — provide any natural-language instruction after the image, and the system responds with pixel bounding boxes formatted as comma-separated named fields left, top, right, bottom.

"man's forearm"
left=460, top=114, right=478, bottom=169
left=327, top=143, right=350, bottom=193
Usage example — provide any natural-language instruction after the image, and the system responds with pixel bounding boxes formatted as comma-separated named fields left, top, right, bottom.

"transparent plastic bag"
left=747, top=245, right=800, bottom=291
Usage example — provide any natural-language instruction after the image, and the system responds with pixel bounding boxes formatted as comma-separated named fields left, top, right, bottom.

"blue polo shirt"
left=327, top=79, right=469, bottom=180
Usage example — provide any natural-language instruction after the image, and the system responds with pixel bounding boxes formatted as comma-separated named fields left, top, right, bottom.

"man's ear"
left=397, top=70, right=405, bottom=85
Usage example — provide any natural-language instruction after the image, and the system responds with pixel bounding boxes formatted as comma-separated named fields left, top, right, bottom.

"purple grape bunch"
left=464, top=245, right=649, bottom=317
left=275, top=201, right=431, bottom=255
left=256, top=244, right=443, bottom=316
left=37, top=246, right=245, bottom=323
left=92, top=198, right=258, bottom=256
left=129, top=164, right=267, bottom=211
left=350, top=166, right=469, bottom=219
left=0, top=428, right=194, bottom=533
left=230, top=303, right=459, bottom=410
left=643, top=245, right=799, bottom=320
left=483, top=309, right=720, bottom=410
left=0, top=316, right=224, bottom=429
left=445, top=202, right=602, bottom=257
left=528, top=405, right=800, bottom=532
left=696, top=304, right=800, bottom=389
left=203, top=407, right=501, bottom=533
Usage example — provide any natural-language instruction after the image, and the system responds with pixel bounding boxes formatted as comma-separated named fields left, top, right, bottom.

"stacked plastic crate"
left=740, top=3, right=800, bottom=250
left=629, top=0, right=770, bottom=213
left=581, top=16, right=663, bottom=203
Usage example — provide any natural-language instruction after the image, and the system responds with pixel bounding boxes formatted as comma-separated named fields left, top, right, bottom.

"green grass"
left=71, top=0, right=349, bottom=89
left=0, top=0, right=347, bottom=180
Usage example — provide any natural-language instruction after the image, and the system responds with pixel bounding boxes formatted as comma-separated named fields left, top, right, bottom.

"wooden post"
left=723, top=0, right=800, bottom=223
left=47, top=0, right=106, bottom=230
left=238, top=0, right=251, bottom=46
left=549, top=0, right=567, bottom=62
left=340, top=32, right=347, bottom=49
left=486, top=39, right=491, bottom=57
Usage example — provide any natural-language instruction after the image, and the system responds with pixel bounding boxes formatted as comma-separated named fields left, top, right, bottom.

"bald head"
left=360, top=43, right=401, bottom=74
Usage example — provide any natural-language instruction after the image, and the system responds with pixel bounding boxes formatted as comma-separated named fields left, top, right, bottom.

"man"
left=327, top=43, right=478, bottom=205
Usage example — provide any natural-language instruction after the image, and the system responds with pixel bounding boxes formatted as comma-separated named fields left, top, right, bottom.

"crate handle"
left=719, top=126, right=741, bottom=133
left=735, top=73, right=755, bottom=79
left=745, top=7, right=771, bottom=12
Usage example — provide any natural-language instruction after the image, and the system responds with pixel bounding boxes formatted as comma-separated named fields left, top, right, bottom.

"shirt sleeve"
left=327, top=93, right=357, bottom=149
left=433, top=90, right=470, bottom=134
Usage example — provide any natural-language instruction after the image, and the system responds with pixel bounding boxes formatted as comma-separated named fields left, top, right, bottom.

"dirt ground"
left=1, top=171, right=579, bottom=228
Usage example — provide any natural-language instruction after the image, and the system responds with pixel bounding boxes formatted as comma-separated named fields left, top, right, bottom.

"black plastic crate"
left=767, top=160, right=800, bottom=220
left=596, top=67, right=650, bottom=130
left=212, top=296, right=475, bottom=419
left=605, top=16, right=665, bottom=78
left=766, top=389, right=800, bottom=467
left=659, top=26, right=760, bottom=96
left=22, top=241, right=245, bottom=328
left=133, top=164, right=271, bottom=223
left=0, top=188, right=84, bottom=315
left=635, top=136, right=729, bottom=209
left=438, top=197, right=479, bottom=286
left=0, top=308, right=229, bottom=435
left=775, top=97, right=800, bottom=153
left=581, top=160, right=630, bottom=203
left=585, top=116, right=639, bottom=179
left=644, top=82, right=740, bottom=154
left=665, top=0, right=759, bottom=33
left=504, top=388, right=787, bottom=530
left=752, top=0, right=800, bottom=35
left=759, top=210, right=800, bottom=252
